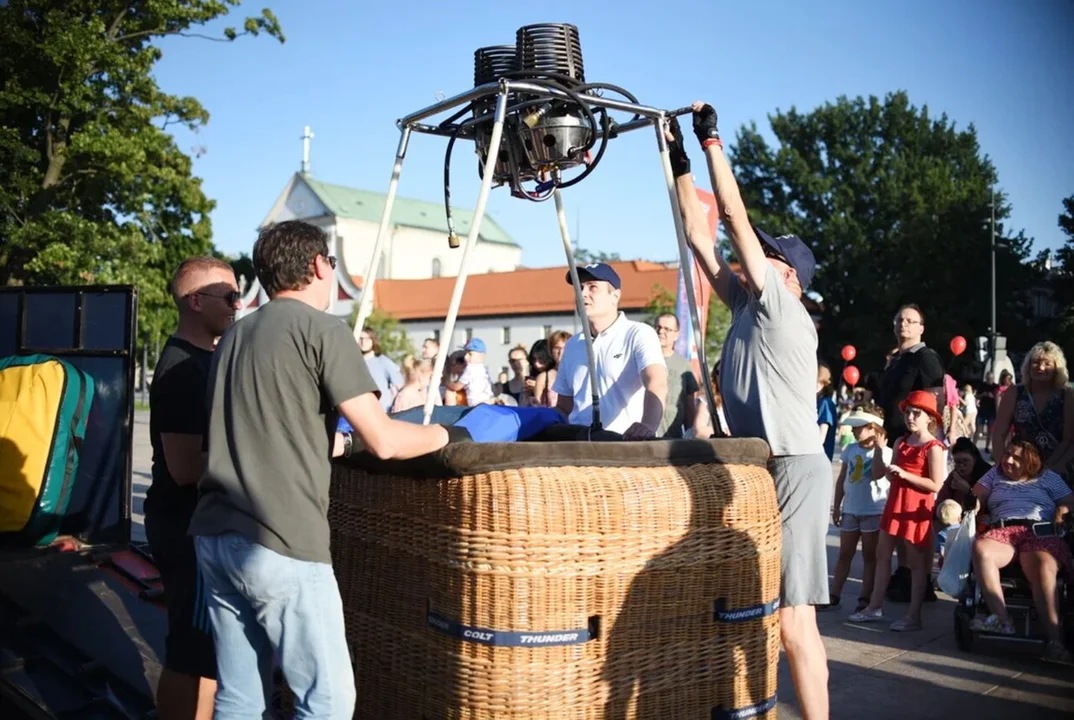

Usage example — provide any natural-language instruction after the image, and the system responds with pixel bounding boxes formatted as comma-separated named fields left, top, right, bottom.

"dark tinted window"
left=25, top=293, right=76, bottom=349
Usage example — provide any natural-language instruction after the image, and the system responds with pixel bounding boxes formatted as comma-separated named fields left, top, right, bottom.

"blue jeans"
left=194, top=533, right=356, bottom=720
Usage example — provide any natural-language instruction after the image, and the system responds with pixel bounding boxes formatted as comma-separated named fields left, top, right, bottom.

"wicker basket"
left=328, top=438, right=781, bottom=719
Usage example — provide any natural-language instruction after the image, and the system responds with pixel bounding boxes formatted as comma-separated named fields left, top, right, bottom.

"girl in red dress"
left=849, top=390, right=946, bottom=631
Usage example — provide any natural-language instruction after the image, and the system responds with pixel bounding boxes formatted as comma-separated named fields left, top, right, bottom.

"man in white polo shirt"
left=552, top=263, right=668, bottom=440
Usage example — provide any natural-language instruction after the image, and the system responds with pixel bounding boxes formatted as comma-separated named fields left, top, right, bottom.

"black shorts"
left=144, top=512, right=217, bottom=679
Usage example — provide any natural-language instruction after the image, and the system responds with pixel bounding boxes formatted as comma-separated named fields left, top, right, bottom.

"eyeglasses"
left=325, top=255, right=337, bottom=269
left=894, top=318, right=921, bottom=326
left=194, top=290, right=241, bottom=305
left=655, top=325, right=678, bottom=334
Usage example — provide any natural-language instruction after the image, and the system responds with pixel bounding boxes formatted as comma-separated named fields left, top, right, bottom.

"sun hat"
left=843, top=408, right=884, bottom=428
left=898, top=389, right=944, bottom=425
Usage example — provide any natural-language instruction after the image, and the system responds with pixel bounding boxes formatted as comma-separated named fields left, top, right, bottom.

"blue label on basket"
left=426, top=612, right=592, bottom=647
left=713, top=598, right=780, bottom=623
left=712, top=694, right=777, bottom=719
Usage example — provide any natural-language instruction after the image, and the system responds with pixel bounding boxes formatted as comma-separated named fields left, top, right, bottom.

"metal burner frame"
left=353, top=79, right=718, bottom=431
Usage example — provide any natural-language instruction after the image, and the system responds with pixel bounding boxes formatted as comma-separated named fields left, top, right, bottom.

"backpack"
left=0, top=353, right=95, bottom=545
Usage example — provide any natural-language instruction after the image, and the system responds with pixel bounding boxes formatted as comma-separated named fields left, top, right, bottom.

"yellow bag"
left=0, top=354, right=95, bottom=544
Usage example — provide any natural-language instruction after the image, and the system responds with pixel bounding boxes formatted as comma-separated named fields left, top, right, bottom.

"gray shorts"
left=841, top=513, right=882, bottom=533
left=769, top=454, right=832, bottom=607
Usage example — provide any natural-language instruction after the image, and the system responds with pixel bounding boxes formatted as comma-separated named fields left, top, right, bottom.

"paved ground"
left=128, top=411, right=1074, bottom=718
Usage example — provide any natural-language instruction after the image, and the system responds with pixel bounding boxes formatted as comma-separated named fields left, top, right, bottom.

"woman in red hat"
left=850, top=389, right=946, bottom=631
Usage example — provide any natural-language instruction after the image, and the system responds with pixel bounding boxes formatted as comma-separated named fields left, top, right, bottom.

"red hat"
left=898, top=390, right=944, bottom=425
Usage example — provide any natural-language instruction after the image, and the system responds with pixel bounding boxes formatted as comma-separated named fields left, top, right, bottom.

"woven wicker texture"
left=328, top=441, right=781, bottom=719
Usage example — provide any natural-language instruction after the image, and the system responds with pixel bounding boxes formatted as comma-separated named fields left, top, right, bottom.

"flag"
left=674, top=187, right=720, bottom=379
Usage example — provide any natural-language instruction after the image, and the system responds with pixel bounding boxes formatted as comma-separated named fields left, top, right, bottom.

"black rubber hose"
left=443, top=122, right=465, bottom=242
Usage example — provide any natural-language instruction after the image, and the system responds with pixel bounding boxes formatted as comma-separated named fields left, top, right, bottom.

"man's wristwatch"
left=342, top=431, right=354, bottom=458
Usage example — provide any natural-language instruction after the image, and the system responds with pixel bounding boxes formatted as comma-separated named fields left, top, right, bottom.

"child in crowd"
left=850, top=390, right=946, bottom=632
left=826, top=403, right=892, bottom=612
left=934, top=499, right=964, bottom=568
left=817, top=364, right=838, bottom=461
left=390, top=355, right=433, bottom=414
left=456, top=338, right=493, bottom=406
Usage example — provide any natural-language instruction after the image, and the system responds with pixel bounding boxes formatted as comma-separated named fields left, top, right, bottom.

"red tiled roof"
left=356, top=261, right=680, bottom=321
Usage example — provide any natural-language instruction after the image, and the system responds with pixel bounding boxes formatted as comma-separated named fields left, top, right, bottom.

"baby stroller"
left=953, top=515, right=1074, bottom=656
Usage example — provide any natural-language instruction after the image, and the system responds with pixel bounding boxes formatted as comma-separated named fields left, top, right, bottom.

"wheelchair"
left=953, top=515, right=1074, bottom=655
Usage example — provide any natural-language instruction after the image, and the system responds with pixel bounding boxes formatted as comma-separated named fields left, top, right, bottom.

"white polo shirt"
left=551, top=313, right=666, bottom=434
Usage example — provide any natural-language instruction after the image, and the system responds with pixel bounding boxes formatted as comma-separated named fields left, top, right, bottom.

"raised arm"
left=991, top=388, right=1016, bottom=460
left=667, top=124, right=735, bottom=307
left=691, top=102, right=771, bottom=296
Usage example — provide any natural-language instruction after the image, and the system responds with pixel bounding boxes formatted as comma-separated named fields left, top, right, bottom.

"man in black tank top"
left=146, top=256, right=240, bottom=720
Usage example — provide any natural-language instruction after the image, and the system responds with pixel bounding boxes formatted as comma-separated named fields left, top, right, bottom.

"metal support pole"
left=553, top=187, right=601, bottom=431
left=989, top=186, right=997, bottom=374
left=353, top=125, right=412, bottom=339
left=421, top=86, right=510, bottom=425
left=654, top=115, right=719, bottom=434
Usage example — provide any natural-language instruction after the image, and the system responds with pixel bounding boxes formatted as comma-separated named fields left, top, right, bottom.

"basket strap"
left=426, top=611, right=594, bottom=647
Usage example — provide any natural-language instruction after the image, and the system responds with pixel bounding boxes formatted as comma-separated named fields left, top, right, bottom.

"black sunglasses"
left=761, top=243, right=789, bottom=265
left=325, top=255, right=337, bottom=269
left=194, top=290, right=241, bottom=305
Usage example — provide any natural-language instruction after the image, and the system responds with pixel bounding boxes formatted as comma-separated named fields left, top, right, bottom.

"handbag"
left=936, top=508, right=976, bottom=598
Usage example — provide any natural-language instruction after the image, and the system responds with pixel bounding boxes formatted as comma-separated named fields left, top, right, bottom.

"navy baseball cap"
left=754, top=226, right=816, bottom=290
left=464, top=338, right=486, bottom=353
left=565, top=262, right=621, bottom=290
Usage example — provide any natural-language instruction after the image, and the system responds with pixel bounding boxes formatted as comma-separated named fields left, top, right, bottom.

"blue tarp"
left=338, top=405, right=564, bottom=443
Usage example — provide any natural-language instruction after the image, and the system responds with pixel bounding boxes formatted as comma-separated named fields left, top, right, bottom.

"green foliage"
left=1052, top=195, right=1074, bottom=357
left=643, top=284, right=675, bottom=323
left=0, top=0, right=284, bottom=358
left=348, top=306, right=415, bottom=364
left=728, top=91, right=1042, bottom=370
left=573, top=246, right=621, bottom=264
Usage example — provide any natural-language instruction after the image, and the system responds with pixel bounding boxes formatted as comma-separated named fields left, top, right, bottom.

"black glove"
left=666, top=116, right=691, bottom=178
left=692, top=103, right=720, bottom=145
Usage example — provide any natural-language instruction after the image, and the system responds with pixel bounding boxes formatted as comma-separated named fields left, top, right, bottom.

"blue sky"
left=154, top=0, right=1074, bottom=268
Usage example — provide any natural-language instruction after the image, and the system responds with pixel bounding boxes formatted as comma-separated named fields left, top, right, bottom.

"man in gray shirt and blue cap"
left=668, top=103, right=830, bottom=720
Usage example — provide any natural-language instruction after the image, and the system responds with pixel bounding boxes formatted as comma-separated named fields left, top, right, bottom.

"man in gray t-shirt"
left=654, top=313, right=699, bottom=438
left=189, top=220, right=460, bottom=719
left=669, top=103, right=830, bottom=720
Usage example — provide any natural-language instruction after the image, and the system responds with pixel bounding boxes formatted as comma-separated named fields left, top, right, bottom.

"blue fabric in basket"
left=337, top=405, right=562, bottom=443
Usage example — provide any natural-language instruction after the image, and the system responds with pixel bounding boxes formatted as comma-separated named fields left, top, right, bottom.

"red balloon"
left=841, top=345, right=857, bottom=362
left=842, top=365, right=861, bottom=387
left=949, top=336, right=967, bottom=357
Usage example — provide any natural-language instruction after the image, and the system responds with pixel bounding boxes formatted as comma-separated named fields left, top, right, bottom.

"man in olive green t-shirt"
left=654, top=314, right=699, bottom=438
left=189, top=220, right=464, bottom=720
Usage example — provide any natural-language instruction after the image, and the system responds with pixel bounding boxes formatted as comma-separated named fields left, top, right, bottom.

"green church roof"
left=302, top=176, right=517, bottom=246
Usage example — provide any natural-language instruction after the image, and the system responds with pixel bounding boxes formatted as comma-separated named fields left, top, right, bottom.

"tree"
left=573, top=246, right=621, bottom=264
left=348, top=306, right=415, bottom=363
left=1052, top=195, right=1074, bottom=356
left=728, top=91, right=1042, bottom=372
left=0, top=1, right=283, bottom=359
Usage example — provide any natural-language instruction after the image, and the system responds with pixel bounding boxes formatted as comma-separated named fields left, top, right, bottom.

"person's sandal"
left=1043, top=640, right=1074, bottom=665
left=855, top=597, right=869, bottom=612
left=889, top=618, right=923, bottom=632
left=970, top=614, right=1015, bottom=635
left=848, top=608, right=884, bottom=623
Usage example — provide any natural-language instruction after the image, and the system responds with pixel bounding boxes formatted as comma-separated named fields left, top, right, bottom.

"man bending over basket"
left=669, top=103, right=830, bottom=719
left=189, top=220, right=467, bottom=719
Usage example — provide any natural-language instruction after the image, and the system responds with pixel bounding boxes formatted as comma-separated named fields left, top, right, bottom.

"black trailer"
left=0, top=286, right=165, bottom=720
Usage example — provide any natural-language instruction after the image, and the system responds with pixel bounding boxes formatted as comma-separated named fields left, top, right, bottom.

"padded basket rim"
left=334, top=437, right=772, bottom=479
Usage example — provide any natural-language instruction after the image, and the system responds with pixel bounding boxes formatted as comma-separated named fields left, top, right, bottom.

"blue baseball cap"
left=464, top=338, right=486, bottom=353
left=754, top=226, right=816, bottom=290
left=565, top=262, right=621, bottom=290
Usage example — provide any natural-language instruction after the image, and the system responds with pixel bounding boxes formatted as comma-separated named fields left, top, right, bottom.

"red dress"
left=880, top=438, right=945, bottom=545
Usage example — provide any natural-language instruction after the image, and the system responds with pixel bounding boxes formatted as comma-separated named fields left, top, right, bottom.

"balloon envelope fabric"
left=337, top=405, right=563, bottom=443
